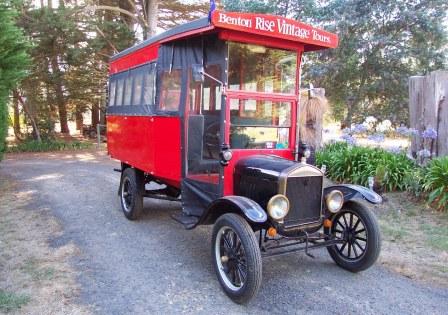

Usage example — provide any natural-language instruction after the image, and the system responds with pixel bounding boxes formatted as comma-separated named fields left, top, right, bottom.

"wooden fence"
left=409, top=70, right=448, bottom=157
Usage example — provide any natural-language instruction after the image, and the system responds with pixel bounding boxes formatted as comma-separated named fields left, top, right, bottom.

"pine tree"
left=0, top=1, right=29, bottom=160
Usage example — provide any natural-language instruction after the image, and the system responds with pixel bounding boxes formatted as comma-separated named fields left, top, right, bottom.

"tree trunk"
left=91, top=104, right=99, bottom=128
left=15, top=90, right=41, bottom=142
left=145, top=0, right=158, bottom=39
left=343, top=101, right=356, bottom=129
left=12, top=90, right=22, bottom=139
left=75, top=105, right=83, bottom=131
left=50, top=56, right=70, bottom=134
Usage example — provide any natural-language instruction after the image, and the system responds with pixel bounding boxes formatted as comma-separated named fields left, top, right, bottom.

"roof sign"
left=211, top=11, right=338, bottom=49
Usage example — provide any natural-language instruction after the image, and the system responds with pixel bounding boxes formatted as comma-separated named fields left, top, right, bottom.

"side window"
left=109, top=80, right=116, bottom=106
left=203, top=64, right=222, bottom=112
left=115, top=77, right=124, bottom=106
left=123, top=73, right=133, bottom=105
left=131, top=69, right=143, bottom=105
left=159, top=69, right=182, bottom=112
left=142, top=64, right=156, bottom=105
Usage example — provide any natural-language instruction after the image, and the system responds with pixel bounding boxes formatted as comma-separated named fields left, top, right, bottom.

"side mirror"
left=192, top=64, right=205, bottom=83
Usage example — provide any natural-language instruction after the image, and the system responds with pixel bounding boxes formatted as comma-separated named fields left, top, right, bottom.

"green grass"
left=421, top=224, right=448, bottom=251
left=21, top=259, right=55, bottom=281
left=6, top=139, right=92, bottom=153
left=0, top=290, right=30, bottom=313
left=380, top=220, right=409, bottom=241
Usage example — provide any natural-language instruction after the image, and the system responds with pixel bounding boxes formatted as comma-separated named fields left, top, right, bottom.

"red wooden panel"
left=223, top=149, right=295, bottom=195
left=107, top=115, right=181, bottom=187
left=109, top=44, right=159, bottom=75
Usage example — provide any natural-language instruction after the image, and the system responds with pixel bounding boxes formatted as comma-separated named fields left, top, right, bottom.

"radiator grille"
left=284, top=176, right=322, bottom=227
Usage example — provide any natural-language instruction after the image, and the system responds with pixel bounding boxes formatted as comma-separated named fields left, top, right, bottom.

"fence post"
left=97, top=123, right=101, bottom=149
left=409, top=70, right=448, bottom=157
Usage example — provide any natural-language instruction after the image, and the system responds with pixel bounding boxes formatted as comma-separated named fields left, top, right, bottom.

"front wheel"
left=326, top=201, right=381, bottom=272
left=211, top=213, right=262, bottom=304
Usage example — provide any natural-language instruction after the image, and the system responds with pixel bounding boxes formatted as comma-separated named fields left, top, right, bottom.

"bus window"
left=123, top=74, right=133, bottom=105
left=115, top=77, right=124, bottom=106
left=131, top=69, right=143, bottom=105
left=159, top=69, right=181, bottom=111
left=109, top=80, right=116, bottom=106
left=142, top=64, right=156, bottom=105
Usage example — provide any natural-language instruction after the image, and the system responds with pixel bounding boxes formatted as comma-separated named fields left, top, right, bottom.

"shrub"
left=422, top=157, right=448, bottom=211
left=6, top=139, right=92, bottom=153
left=317, top=142, right=416, bottom=191
left=404, top=168, right=426, bottom=198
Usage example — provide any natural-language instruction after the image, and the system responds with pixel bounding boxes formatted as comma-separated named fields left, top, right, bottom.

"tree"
left=309, top=0, right=448, bottom=126
left=91, top=0, right=209, bottom=39
left=224, top=0, right=448, bottom=126
left=0, top=1, right=29, bottom=160
left=17, top=1, right=134, bottom=137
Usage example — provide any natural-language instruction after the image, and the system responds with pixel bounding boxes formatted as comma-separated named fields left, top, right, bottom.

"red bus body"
left=107, top=10, right=338, bottom=194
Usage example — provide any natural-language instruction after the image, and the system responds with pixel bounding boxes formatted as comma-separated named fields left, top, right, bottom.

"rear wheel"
left=120, top=168, right=144, bottom=220
left=326, top=201, right=381, bottom=272
left=211, top=213, right=262, bottom=304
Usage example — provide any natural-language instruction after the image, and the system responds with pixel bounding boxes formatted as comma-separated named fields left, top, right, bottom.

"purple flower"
left=368, top=133, right=385, bottom=143
left=352, top=124, right=368, bottom=134
left=341, top=134, right=356, bottom=146
left=422, top=127, right=437, bottom=140
left=417, top=149, right=431, bottom=158
left=342, top=128, right=351, bottom=135
left=407, top=128, right=419, bottom=136
left=396, top=126, right=408, bottom=135
left=388, top=146, right=402, bottom=154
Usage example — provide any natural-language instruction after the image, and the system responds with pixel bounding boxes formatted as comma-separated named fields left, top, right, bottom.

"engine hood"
left=233, top=155, right=323, bottom=209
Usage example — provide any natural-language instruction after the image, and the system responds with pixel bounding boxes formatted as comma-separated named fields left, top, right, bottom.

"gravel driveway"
left=1, top=150, right=447, bottom=315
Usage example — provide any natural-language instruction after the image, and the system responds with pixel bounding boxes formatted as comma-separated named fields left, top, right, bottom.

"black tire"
left=326, top=201, right=381, bottom=272
left=211, top=213, right=262, bottom=304
left=119, top=168, right=144, bottom=220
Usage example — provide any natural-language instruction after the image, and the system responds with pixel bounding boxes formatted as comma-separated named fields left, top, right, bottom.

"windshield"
left=228, top=42, right=297, bottom=94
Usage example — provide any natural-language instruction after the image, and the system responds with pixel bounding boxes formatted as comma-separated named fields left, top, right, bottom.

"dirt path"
left=1, top=150, right=447, bottom=315
left=0, top=175, right=90, bottom=314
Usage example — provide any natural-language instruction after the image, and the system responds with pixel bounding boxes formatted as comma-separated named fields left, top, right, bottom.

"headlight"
left=326, top=190, right=344, bottom=213
left=267, top=194, right=290, bottom=221
left=222, top=149, right=233, bottom=161
left=304, top=148, right=311, bottom=159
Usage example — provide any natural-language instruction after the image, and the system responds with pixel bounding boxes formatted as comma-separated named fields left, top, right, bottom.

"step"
left=171, top=212, right=200, bottom=230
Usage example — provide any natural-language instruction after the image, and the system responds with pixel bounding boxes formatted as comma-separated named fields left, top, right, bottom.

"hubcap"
left=332, top=211, right=367, bottom=260
left=215, top=226, right=247, bottom=291
left=121, top=178, right=133, bottom=213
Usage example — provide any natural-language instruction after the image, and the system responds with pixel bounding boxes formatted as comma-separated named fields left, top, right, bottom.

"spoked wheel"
left=212, top=214, right=262, bottom=304
left=326, top=201, right=381, bottom=272
left=119, top=168, right=144, bottom=220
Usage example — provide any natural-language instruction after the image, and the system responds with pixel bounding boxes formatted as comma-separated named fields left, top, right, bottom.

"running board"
left=171, top=212, right=199, bottom=230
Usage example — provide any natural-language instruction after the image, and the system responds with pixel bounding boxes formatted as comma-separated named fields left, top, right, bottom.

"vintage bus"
left=106, top=10, right=382, bottom=303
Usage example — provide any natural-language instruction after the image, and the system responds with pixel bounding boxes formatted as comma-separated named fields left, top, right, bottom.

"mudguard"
left=324, top=184, right=382, bottom=204
left=201, top=195, right=268, bottom=224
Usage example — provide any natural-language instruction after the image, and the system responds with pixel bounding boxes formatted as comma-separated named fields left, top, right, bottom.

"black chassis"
left=200, top=184, right=382, bottom=258
left=117, top=163, right=382, bottom=259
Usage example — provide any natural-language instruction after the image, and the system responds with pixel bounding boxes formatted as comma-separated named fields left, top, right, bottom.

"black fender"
left=200, top=196, right=268, bottom=225
left=324, top=184, right=382, bottom=204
